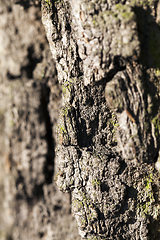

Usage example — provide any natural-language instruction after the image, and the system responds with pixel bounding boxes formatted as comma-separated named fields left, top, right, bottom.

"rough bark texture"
left=1, top=0, right=160, bottom=240
left=0, top=1, right=80, bottom=240
left=41, top=0, right=160, bottom=239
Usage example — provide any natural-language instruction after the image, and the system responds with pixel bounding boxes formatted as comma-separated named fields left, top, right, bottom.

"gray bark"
left=0, top=0, right=160, bottom=239
left=0, top=1, right=79, bottom=239
left=41, top=0, right=160, bottom=239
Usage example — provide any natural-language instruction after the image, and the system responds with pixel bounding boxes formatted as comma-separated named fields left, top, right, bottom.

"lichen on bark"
left=42, top=0, right=160, bottom=239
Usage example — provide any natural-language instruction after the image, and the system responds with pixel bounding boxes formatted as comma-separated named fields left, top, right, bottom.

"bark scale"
left=42, top=0, right=160, bottom=239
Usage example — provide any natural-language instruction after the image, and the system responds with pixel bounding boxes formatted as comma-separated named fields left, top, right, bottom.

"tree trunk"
left=42, top=0, right=160, bottom=239
left=0, top=0, right=79, bottom=239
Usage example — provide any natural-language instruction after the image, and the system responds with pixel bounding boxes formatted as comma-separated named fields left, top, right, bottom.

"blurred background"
left=0, top=0, right=80, bottom=239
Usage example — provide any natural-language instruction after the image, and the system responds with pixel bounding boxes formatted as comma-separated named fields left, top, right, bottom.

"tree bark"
left=0, top=1, right=80, bottom=239
left=42, top=0, right=160, bottom=239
